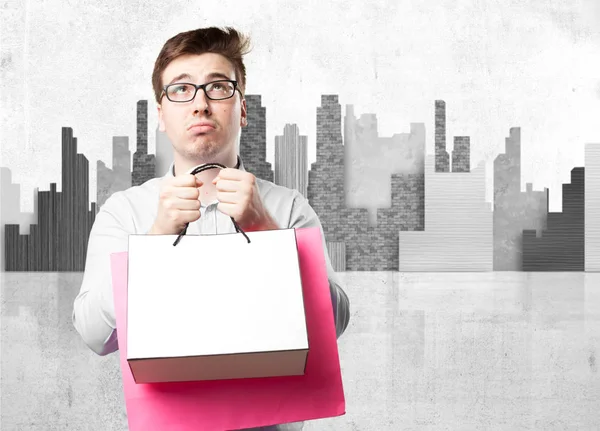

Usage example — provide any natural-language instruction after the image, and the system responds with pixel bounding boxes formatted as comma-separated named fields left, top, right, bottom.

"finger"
left=216, top=202, right=237, bottom=218
left=215, top=168, right=239, bottom=178
left=171, top=174, right=198, bottom=187
left=214, top=179, right=240, bottom=192
left=172, top=197, right=201, bottom=210
left=169, top=186, right=200, bottom=200
left=178, top=209, right=201, bottom=223
left=216, top=190, right=238, bottom=204
left=214, top=168, right=246, bottom=181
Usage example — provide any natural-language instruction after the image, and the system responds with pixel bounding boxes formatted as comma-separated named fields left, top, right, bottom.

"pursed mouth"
left=188, top=124, right=216, bottom=133
left=188, top=122, right=216, bottom=130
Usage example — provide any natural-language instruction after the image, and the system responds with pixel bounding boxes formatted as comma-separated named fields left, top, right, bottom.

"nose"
left=193, top=88, right=210, bottom=113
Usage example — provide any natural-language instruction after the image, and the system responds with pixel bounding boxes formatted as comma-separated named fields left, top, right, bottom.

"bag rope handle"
left=172, top=163, right=251, bottom=246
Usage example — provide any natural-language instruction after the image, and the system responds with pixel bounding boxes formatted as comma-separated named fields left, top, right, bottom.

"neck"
left=173, top=152, right=239, bottom=206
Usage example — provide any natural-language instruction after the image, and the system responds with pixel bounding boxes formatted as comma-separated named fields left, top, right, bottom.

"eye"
left=172, top=84, right=191, bottom=93
left=166, top=84, right=192, bottom=95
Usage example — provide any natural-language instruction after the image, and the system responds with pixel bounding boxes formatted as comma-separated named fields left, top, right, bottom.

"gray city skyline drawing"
left=343, top=105, right=425, bottom=226
left=274, top=123, right=308, bottom=198
left=493, top=127, right=548, bottom=271
left=585, top=144, right=600, bottom=271
left=0, top=95, right=594, bottom=273
left=399, top=154, right=494, bottom=272
left=4, top=128, right=97, bottom=271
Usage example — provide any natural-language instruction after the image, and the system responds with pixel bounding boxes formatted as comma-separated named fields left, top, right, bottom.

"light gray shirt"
left=72, top=157, right=350, bottom=431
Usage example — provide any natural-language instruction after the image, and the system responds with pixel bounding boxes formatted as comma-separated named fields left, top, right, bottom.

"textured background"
left=2, top=0, right=600, bottom=214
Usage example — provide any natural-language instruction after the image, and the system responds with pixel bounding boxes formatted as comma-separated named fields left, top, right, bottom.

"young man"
left=72, top=26, right=350, bottom=430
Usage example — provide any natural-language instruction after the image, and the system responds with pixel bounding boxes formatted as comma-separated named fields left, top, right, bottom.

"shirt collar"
left=166, top=155, right=246, bottom=177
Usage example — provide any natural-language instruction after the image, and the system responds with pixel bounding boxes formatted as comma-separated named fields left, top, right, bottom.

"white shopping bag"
left=126, top=227, right=309, bottom=384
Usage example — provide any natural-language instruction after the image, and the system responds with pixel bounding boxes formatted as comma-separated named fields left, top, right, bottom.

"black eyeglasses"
left=161, top=79, right=242, bottom=103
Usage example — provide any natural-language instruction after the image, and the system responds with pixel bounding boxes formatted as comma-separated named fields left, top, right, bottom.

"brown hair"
left=151, top=26, right=252, bottom=104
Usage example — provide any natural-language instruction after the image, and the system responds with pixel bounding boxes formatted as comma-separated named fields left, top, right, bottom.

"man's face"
left=157, top=53, right=247, bottom=163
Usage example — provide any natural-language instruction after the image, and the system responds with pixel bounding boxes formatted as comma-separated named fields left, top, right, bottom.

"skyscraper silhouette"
left=307, top=95, right=348, bottom=230
left=155, top=126, right=174, bottom=176
left=435, top=100, right=450, bottom=172
left=308, top=95, right=358, bottom=270
left=493, top=127, right=548, bottom=270
left=274, top=124, right=308, bottom=197
left=344, top=105, right=425, bottom=225
left=97, top=136, right=131, bottom=208
left=4, top=127, right=97, bottom=271
left=523, top=167, right=584, bottom=271
left=452, top=136, right=470, bottom=172
left=585, top=143, right=600, bottom=271
left=1, top=168, right=37, bottom=271
left=307, top=95, right=425, bottom=271
left=399, top=155, right=493, bottom=271
left=239, top=95, right=273, bottom=181
left=132, top=100, right=156, bottom=186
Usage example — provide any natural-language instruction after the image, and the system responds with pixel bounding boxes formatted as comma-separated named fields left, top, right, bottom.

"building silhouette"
left=1, top=168, right=37, bottom=271
left=307, top=95, right=355, bottom=271
left=307, top=95, right=424, bottom=271
left=155, top=126, right=173, bottom=176
left=239, top=95, right=273, bottom=181
left=493, top=127, right=548, bottom=270
left=522, top=167, right=584, bottom=271
left=435, top=100, right=450, bottom=172
left=585, top=143, right=600, bottom=271
left=97, top=136, right=131, bottom=208
left=344, top=105, right=425, bottom=225
left=452, top=136, right=470, bottom=172
left=399, top=154, right=493, bottom=271
left=274, top=124, right=308, bottom=197
left=373, top=172, right=425, bottom=269
left=4, top=128, right=97, bottom=271
left=132, top=100, right=156, bottom=186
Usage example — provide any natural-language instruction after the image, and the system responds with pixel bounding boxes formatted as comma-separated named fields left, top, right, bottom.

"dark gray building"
left=435, top=100, right=450, bottom=172
left=5, top=128, right=97, bottom=271
left=132, top=100, right=156, bottom=186
left=239, top=95, right=273, bottom=182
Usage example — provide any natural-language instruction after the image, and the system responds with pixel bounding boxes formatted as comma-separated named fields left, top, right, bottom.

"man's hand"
left=149, top=174, right=202, bottom=235
left=212, top=169, right=279, bottom=231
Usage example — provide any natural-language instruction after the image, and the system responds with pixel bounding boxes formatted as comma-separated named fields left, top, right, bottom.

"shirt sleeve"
left=72, top=192, right=131, bottom=356
left=287, top=191, right=351, bottom=339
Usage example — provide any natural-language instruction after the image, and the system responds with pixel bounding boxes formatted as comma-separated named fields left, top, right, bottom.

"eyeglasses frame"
left=159, top=79, right=243, bottom=103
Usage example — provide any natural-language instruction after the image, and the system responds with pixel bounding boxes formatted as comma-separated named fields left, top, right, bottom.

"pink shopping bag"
left=110, top=226, right=346, bottom=430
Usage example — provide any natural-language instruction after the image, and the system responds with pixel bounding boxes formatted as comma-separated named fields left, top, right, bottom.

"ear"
left=240, top=98, right=248, bottom=127
left=157, top=104, right=166, bottom=132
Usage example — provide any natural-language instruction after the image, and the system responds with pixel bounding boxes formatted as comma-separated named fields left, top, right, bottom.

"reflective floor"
left=2, top=272, right=599, bottom=430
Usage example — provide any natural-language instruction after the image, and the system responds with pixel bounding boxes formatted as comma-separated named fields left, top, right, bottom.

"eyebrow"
left=166, top=72, right=233, bottom=85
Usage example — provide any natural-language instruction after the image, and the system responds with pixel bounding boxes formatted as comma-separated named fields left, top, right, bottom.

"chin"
left=182, top=144, right=221, bottom=161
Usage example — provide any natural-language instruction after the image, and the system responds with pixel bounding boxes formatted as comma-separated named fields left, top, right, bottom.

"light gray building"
left=399, top=154, right=493, bottom=271
left=274, top=124, right=308, bottom=198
